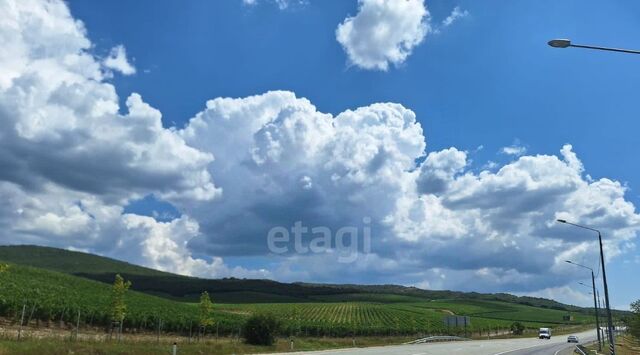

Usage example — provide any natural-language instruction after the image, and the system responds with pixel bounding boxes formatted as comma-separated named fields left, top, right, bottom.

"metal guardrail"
left=574, top=344, right=588, bottom=355
left=404, top=335, right=471, bottom=344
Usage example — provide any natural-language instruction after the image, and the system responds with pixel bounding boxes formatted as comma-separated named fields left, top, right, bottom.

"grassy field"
left=0, top=336, right=412, bottom=355
left=0, top=327, right=603, bottom=355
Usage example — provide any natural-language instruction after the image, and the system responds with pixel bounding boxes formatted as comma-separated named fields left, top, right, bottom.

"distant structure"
left=443, top=315, right=471, bottom=327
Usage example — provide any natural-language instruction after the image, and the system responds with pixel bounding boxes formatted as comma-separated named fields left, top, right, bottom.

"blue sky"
left=1, top=0, right=638, bottom=309
left=71, top=0, right=640, bottom=205
left=70, top=0, right=640, bottom=307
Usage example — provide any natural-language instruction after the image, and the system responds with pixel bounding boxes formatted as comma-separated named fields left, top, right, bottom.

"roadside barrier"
left=574, top=344, right=588, bottom=355
left=404, top=336, right=471, bottom=344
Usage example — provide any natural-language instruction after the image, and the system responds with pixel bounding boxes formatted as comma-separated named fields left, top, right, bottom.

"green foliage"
left=421, top=299, right=593, bottom=325
left=0, top=245, right=598, bottom=313
left=0, top=245, right=168, bottom=277
left=219, top=299, right=592, bottom=337
left=628, top=299, right=640, bottom=339
left=510, top=321, right=525, bottom=335
left=0, top=246, right=620, bottom=339
left=110, top=274, right=131, bottom=322
left=0, top=261, right=598, bottom=338
left=0, top=263, right=244, bottom=334
left=243, top=313, right=280, bottom=345
left=199, top=291, right=214, bottom=328
left=0, top=263, right=8, bottom=273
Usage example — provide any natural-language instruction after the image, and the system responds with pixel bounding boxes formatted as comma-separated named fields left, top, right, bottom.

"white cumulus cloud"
left=441, top=6, right=468, bottom=27
left=0, top=0, right=250, bottom=279
left=102, top=44, right=136, bottom=75
left=336, top=0, right=430, bottom=71
left=501, top=143, right=527, bottom=156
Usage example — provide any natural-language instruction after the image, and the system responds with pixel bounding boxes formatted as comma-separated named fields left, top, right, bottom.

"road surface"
left=273, top=330, right=596, bottom=355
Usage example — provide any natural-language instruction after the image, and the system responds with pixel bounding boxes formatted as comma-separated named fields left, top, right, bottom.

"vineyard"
left=0, top=257, right=596, bottom=339
left=0, top=263, right=244, bottom=335
left=218, top=300, right=593, bottom=336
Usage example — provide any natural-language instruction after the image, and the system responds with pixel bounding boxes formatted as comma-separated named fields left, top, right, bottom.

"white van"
left=538, top=327, right=551, bottom=339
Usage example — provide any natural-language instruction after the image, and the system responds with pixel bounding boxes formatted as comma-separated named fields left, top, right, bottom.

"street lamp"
left=566, top=261, right=602, bottom=351
left=599, top=292, right=606, bottom=341
left=580, top=282, right=608, bottom=344
left=558, top=219, right=616, bottom=354
left=547, top=38, right=640, bottom=55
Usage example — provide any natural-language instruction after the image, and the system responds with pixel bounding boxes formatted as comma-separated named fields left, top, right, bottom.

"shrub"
left=510, top=321, right=525, bottom=335
left=628, top=300, right=640, bottom=339
left=243, top=313, right=280, bottom=346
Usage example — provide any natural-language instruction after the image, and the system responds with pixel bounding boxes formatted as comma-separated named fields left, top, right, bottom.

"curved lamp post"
left=566, top=261, right=602, bottom=351
left=558, top=219, right=616, bottom=354
left=548, top=39, right=640, bottom=55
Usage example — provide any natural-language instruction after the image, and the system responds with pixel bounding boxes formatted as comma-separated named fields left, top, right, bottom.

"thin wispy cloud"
left=442, top=6, right=469, bottom=27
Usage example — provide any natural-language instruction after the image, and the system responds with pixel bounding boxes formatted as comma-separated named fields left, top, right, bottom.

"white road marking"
left=554, top=344, right=576, bottom=355
left=492, top=343, right=548, bottom=355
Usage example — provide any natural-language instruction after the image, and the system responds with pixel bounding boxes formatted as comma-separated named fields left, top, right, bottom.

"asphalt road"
left=273, top=330, right=597, bottom=355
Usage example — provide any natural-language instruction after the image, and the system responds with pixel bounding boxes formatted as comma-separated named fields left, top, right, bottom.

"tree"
left=198, top=291, right=215, bottom=332
left=243, top=313, right=280, bottom=346
left=627, top=299, right=640, bottom=339
left=510, top=321, right=525, bottom=335
left=110, top=274, right=131, bottom=334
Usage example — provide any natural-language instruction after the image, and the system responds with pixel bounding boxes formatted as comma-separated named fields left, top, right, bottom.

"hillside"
left=0, top=262, right=244, bottom=333
left=0, top=262, right=594, bottom=338
left=0, top=245, right=170, bottom=277
left=0, top=245, right=591, bottom=313
left=0, top=245, right=351, bottom=303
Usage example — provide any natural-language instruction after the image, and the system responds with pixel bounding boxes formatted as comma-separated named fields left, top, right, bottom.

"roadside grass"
left=0, top=336, right=416, bottom=355
left=583, top=335, right=639, bottom=355
left=0, top=329, right=606, bottom=355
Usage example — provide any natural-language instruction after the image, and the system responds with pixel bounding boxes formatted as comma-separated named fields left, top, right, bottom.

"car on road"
left=567, top=335, right=579, bottom=343
left=538, top=327, right=551, bottom=339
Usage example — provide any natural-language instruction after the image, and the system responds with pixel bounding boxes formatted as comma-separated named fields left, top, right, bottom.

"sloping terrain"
left=0, top=262, right=592, bottom=338
left=0, top=245, right=613, bottom=337
left=0, top=245, right=592, bottom=313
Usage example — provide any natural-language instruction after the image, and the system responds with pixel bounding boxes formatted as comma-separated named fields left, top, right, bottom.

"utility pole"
left=557, top=220, right=616, bottom=354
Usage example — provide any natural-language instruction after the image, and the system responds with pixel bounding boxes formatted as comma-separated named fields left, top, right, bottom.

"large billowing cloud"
left=178, top=91, right=639, bottom=296
left=336, top=0, right=430, bottom=71
left=0, top=0, right=251, bottom=278
left=0, top=0, right=218, bottom=203
left=179, top=92, right=425, bottom=257
left=1, top=0, right=638, bottom=305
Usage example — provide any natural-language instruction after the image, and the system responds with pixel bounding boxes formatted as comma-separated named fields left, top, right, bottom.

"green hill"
left=0, top=245, right=352, bottom=303
left=0, top=262, right=594, bottom=338
left=0, top=262, right=244, bottom=334
left=0, top=245, right=170, bottom=276
left=0, top=245, right=591, bottom=313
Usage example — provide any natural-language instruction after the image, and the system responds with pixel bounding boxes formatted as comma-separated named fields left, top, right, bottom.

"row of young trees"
left=106, top=273, right=279, bottom=346
left=109, top=274, right=217, bottom=339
